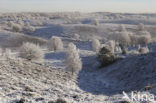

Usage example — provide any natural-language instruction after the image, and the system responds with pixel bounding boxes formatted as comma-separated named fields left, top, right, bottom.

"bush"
left=93, top=19, right=99, bottom=26
left=65, top=43, right=82, bottom=74
left=24, top=26, right=35, bottom=34
left=113, top=31, right=131, bottom=46
left=73, top=34, right=80, bottom=41
left=122, top=48, right=128, bottom=55
left=138, top=46, right=149, bottom=54
left=48, top=36, right=63, bottom=51
left=137, top=33, right=151, bottom=45
left=105, top=40, right=116, bottom=53
left=12, top=24, right=23, bottom=32
left=7, top=21, right=14, bottom=27
left=20, top=42, right=44, bottom=61
left=97, top=46, right=117, bottom=67
left=118, top=24, right=126, bottom=32
left=56, top=98, right=67, bottom=103
left=129, top=34, right=138, bottom=46
left=137, top=23, right=145, bottom=31
left=92, top=38, right=101, bottom=52
left=128, top=50, right=139, bottom=55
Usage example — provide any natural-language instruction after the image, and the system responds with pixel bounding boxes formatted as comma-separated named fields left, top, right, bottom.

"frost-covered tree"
left=20, top=42, right=44, bottom=61
left=119, top=24, right=126, bottom=32
left=7, top=21, right=14, bottom=27
left=5, top=48, right=11, bottom=58
left=93, top=19, right=99, bottom=26
left=24, top=25, right=35, bottom=34
left=12, top=24, right=23, bottom=32
left=137, top=23, right=145, bottom=31
left=48, top=36, right=63, bottom=51
left=114, top=31, right=131, bottom=46
left=25, top=22, right=30, bottom=26
left=138, top=34, right=151, bottom=45
left=92, top=38, right=101, bottom=52
left=106, top=40, right=116, bottom=54
left=73, top=34, right=80, bottom=41
left=65, top=43, right=82, bottom=74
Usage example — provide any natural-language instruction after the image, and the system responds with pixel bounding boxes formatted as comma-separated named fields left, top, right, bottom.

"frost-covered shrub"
left=129, top=34, right=138, bottom=46
left=137, top=23, right=145, bottom=31
left=92, top=38, right=101, bottom=52
left=65, top=43, right=82, bottom=74
left=115, top=46, right=122, bottom=53
left=105, top=40, right=116, bottom=53
left=112, top=30, right=131, bottom=46
left=7, top=21, right=14, bottom=27
left=138, top=34, right=151, bottom=45
left=128, top=50, right=139, bottom=55
left=73, top=34, right=80, bottom=41
left=17, top=20, right=24, bottom=26
left=20, top=42, right=44, bottom=61
left=93, top=19, right=99, bottom=26
left=12, top=24, right=23, bottom=32
left=118, top=24, right=126, bottom=32
left=97, top=46, right=117, bottom=67
left=48, top=36, right=63, bottom=51
left=25, top=22, right=30, bottom=26
left=35, top=21, right=43, bottom=26
left=24, top=26, right=35, bottom=34
left=122, top=48, right=128, bottom=55
left=138, top=46, right=149, bottom=54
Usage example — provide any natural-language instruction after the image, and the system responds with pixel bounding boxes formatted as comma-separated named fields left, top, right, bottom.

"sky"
left=0, top=0, right=155, bottom=13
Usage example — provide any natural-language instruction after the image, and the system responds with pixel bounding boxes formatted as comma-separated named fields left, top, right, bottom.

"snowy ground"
left=0, top=12, right=156, bottom=103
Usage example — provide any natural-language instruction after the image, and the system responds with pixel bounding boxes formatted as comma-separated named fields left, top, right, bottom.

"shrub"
left=113, top=30, right=131, bottom=46
left=4, top=48, right=11, bottom=58
left=105, top=40, right=116, bottom=53
left=128, top=50, right=139, bottom=55
left=73, top=34, right=80, bottom=41
left=118, top=24, right=126, bottom=32
left=19, top=42, right=44, bottom=61
left=137, top=23, right=145, bottom=31
left=93, top=19, right=99, bottom=26
left=129, top=34, right=138, bottom=46
left=138, top=46, right=149, bottom=54
left=65, top=43, right=82, bottom=74
left=12, top=24, right=22, bottom=32
left=17, top=20, right=24, bottom=26
left=7, top=21, right=14, bottom=27
left=56, top=98, right=67, bottom=103
left=137, top=33, right=151, bottom=45
left=92, top=38, right=101, bottom=52
left=25, top=22, right=30, bottom=26
left=97, top=46, right=117, bottom=67
left=48, top=36, right=63, bottom=51
left=122, top=48, right=128, bottom=55
left=24, top=26, right=35, bottom=34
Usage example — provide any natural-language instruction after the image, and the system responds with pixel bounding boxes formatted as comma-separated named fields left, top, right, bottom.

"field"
left=0, top=12, right=156, bottom=103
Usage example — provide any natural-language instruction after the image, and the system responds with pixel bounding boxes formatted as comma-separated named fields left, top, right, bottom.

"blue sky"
left=0, top=0, right=155, bottom=13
